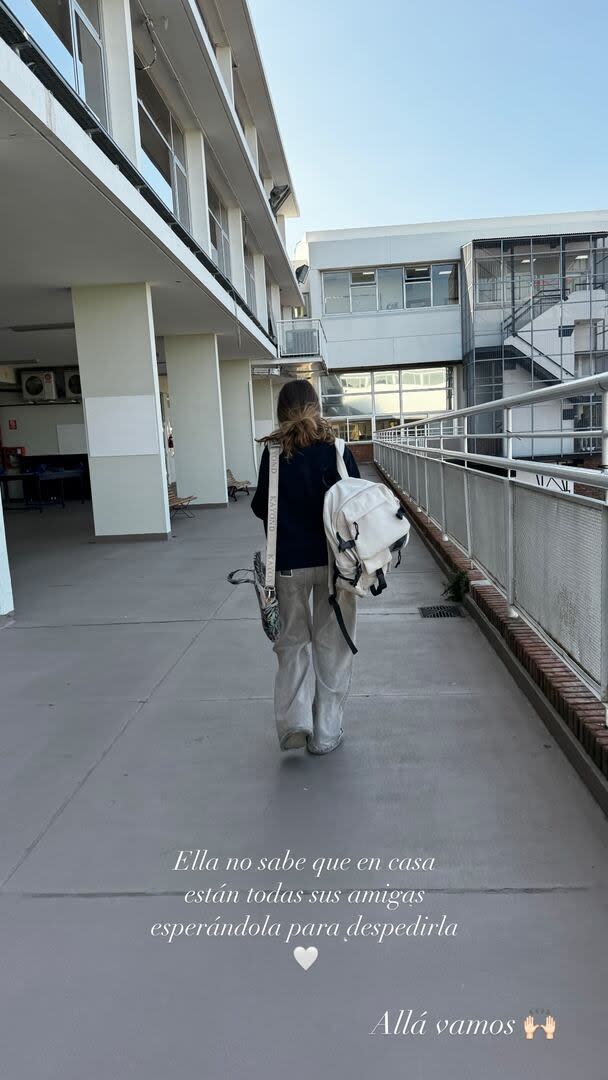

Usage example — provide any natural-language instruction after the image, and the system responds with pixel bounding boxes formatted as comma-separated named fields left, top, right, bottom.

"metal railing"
left=374, top=373, right=608, bottom=707
left=277, top=319, right=327, bottom=365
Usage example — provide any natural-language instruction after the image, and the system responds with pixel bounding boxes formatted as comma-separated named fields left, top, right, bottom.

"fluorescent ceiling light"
left=414, top=267, right=428, bottom=272
left=520, top=258, right=531, bottom=264
left=575, top=255, right=588, bottom=260
left=438, top=270, right=451, bottom=275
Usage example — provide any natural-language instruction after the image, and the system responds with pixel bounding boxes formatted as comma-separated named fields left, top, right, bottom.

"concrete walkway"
left=1, top=480, right=607, bottom=1079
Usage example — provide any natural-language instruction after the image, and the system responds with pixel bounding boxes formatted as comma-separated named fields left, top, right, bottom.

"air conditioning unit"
left=284, top=327, right=319, bottom=356
left=63, top=368, right=82, bottom=400
left=21, top=370, right=57, bottom=402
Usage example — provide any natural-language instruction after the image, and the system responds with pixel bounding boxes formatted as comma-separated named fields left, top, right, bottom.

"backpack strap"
left=328, top=565, right=358, bottom=655
left=265, top=444, right=280, bottom=591
left=335, top=437, right=350, bottom=481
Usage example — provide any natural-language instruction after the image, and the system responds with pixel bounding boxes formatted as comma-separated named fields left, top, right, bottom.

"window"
left=378, top=268, right=403, bottom=310
left=322, top=262, right=459, bottom=314
left=243, top=240, right=256, bottom=312
left=432, top=264, right=459, bottom=306
left=350, top=270, right=377, bottom=312
left=136, top=63, right=189, bottom=226
left=17, top=0, right=107, bottom=124
left=405, top=265, right=431, bottom=308
left=323, top=271, right=350, bottom=314
left=207, top=182, right=231, bottom=278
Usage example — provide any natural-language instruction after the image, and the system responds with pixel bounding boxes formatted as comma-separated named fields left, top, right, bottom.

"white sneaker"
left=306, top=730, right=344, bottom=755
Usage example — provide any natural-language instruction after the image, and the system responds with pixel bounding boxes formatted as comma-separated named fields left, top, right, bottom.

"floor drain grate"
left=419, top=604, right=464, bottom=619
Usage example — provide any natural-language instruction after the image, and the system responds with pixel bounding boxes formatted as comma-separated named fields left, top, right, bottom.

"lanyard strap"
left=265, top=444, right=280, bottom=590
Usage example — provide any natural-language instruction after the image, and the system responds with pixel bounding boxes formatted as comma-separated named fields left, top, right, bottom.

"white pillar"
left=0, top=492, right=14, bottom=616
left=164, top=334, right=228, bottom=505
left=216, top=46, right=234, bottom=101
left=270, top=283, right=282, bottom=332
left=99, top=0, right=140, bottom=163
left=253, top=254, right=268, bottom=328
left=227, top=207, right=246, bottom=298
left=277, top=214, right=287, bottom=245
left=220, top=360, right=257, bottom=482
left=244, top=123, right=259, bottom=169
left=184, top=130, right=211, bottom=252
left=72, top=283, right=170, bottom=539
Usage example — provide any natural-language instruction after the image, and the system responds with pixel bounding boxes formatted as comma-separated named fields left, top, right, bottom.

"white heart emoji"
left=293, top=946, right=318, bottom=971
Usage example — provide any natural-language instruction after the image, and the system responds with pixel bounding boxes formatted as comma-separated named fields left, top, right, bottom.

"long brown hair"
left=259, top=379, right=335, bottom=459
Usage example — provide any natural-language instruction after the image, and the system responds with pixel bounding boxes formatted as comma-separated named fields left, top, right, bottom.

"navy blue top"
left=251, top=441, right=361, bottom=571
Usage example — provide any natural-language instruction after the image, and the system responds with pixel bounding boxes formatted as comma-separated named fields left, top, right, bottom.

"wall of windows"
left=322, top=263, right=459, bottom=315
left=207, top=182, right=231, bottom=278
left=462, top=232, right=608, bottom=453
left=321, top=367, right=453, bottom=442
left=243, top=226, right=256, bottom=312
left=135, top=62, right=189, bottom=226
left=13, top=0, right=107, bottom=124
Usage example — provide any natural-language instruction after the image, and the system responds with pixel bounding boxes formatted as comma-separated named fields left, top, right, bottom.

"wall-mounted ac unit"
left=63, top=368, right=82, bottom=400
left=21, top=370, right=57, bottom=402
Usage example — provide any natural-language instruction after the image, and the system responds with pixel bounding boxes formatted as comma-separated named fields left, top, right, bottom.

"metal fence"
left=374, top=373, right=608, bottom=706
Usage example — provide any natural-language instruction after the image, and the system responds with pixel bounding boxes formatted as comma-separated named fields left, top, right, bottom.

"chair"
left=168, top=481, right=195, bottom=518
left=226, top=469, right=251, bottom=501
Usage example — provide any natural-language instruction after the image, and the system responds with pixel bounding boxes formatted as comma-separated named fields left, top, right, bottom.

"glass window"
left=74, top=11, right=107, bottom=126
left=532, top=253, right=560, bottom=292
left=402, top=368, right=447, bottom=387
left=432, top=264, right=458, bottom=306
left=405, top=265, right=430, bottom=281
left=375, top=418, right=400, bottom=432
left=340, top=372, right=371, bottom=392
left=18, top=0, right=107, bottom=118
left=351, top=270, right=376, bottom=285
left=378, top=268, right=403, bottom=310
left=403, top=387, right=449, bottom=412
left=244, top=242, right=256, bottom=312
left=351, top=284, right=377, bottom=312
left=323, top=272, right=350, bottom=314
left=475, top=257, right=501, bottom=304
left=207, top=182, right=231, bottom=278
left=343, top=395, right=373, bottom=415
left=136, top=62, right=190, bottom=226
left=328, top=419, right=348, bottom=440
left=347, top=419, right=372, bottom=442
left=374, top=392, right=401, bottom=416
left=373, top=370, right=399, bottom=388
left=350, top=270, right=377, bottom=312
left=405, top=280, right=431, bottom=308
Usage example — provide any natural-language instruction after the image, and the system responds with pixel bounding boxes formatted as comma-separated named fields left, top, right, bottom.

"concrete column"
left=72, top=283, right=170, bottom=539
left=164, top=334, right=227, bottom=505
left=216, top=45, right=234, bottom=101
left=227, top=207, right=247, bottom=298
left=99, top=0, right=140, bottom=163
left=184, top=130, right=211, bottom=251
left=220, top=359, right=257, bottom=482
left=0, top=493, right=14, bottom=616
left=253, top=254, right=268, bottom=328
left=244, top=123, right=259, bottom=169
left=277, top=214, right=287, bottom=245
left=269, top=283, right=282, bottom=333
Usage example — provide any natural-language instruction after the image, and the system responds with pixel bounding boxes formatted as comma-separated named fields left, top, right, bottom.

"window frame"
left=135, top=59, right=190, bottom=226
left=207, top=181, right=231, bottom=278
left=322, top=262, right=459, bottom=315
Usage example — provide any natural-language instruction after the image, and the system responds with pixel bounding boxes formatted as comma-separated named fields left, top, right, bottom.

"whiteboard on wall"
left=57, top=424, right=88, bottom=454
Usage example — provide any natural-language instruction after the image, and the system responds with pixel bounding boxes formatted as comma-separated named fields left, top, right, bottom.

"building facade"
left=293, top=212, right=608, bottom=459
left=0, top=0, right=306, bottom=614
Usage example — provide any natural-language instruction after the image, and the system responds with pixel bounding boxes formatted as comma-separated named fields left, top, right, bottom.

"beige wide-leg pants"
left=273, top=566, right=357, bottom=751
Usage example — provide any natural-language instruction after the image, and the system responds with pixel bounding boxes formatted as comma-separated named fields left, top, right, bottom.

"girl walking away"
left=252, top=380, right=360, bottom=754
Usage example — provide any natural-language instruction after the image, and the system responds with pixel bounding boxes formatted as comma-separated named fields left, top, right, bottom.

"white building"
left=290, top=212, right=608, bottom=461
left=0, top=0, right=310, bottom=615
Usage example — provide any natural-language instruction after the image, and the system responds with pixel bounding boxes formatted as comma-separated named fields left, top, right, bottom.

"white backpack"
left=323, top=439, right=410, bottom=653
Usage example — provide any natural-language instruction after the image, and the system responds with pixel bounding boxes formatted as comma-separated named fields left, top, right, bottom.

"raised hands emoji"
left=540, top=1015, right=556, bottom=1040
left=524, top=1015, right=539, bottom=1040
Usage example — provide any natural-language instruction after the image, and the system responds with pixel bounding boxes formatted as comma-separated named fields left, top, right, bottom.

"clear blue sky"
left=249, top=0, right=608, bottom=253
